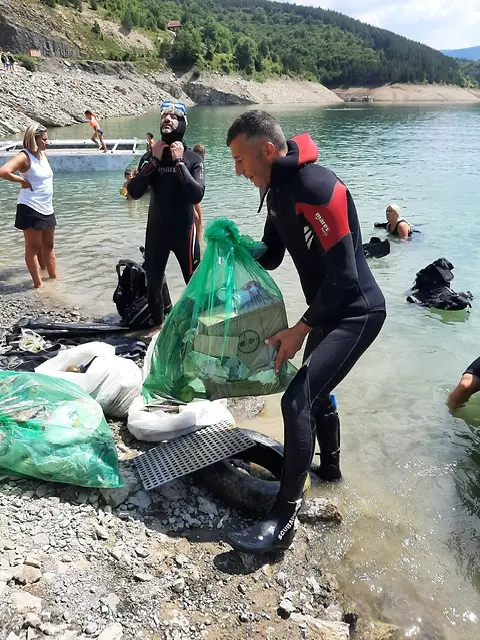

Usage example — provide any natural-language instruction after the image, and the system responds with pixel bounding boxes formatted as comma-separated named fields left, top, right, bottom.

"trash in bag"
left=142, top=218, right=297, bottom=402
left=363, top=236, right=390, bottom=259
left=127, top=397, right=235, bottom=442
left=0, top=370, right=122, bottom=488
left=35, top=342, right=142, bottom=419
left=406, top=258, right=473, bottom=310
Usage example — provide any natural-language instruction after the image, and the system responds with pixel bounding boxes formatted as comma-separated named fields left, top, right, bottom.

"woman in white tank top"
left=0, top=124, right=57, bottom=288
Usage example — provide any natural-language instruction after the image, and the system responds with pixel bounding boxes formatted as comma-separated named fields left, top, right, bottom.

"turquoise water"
left=1, top=103, right=480, bottom=636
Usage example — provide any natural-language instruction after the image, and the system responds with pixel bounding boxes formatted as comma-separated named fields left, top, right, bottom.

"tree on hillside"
left=169, top=27, right=204, bottom=68
left=121, top=8, right=134, bottom=33
left=234, top=37, right=257, bottom=73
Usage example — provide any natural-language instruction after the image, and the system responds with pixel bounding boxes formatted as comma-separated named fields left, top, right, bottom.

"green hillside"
left=37, top=0, right=474, bottom=87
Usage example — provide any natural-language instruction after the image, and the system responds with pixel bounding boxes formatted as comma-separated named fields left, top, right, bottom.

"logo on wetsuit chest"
left=157, top=166, right=176, bottom=174
left=315, top=212, right=330, bottom=236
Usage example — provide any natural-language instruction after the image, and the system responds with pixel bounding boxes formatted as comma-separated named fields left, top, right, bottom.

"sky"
left=292, top=1, right=480, bottom=50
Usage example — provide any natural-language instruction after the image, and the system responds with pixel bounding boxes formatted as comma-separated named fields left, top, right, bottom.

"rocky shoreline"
left=0, top=287, right=401, bottom=640
left=0, top=60, right=342, bottom=138
left=1, top=57, right=479, bottom=138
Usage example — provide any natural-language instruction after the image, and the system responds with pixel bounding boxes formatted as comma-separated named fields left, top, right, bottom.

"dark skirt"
left=15, top=204, right=56, bottom=231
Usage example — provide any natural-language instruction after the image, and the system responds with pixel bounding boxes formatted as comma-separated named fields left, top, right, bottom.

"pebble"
left=278, top=598, right=296, bottom=618
left=97, top=622, right=124, bottom=640
left=94, top=524, right=109, bottom=540
left=171, top=577, right=186, bottom=594
left=24, top=553, right=41, bottom=569
left=133, top=572, right=153, bottom=582
left=84, top=622, right=98, bottom=635
left=100, top=593, right=121, bottom=612
left=12, top=565, right=41, bottom=585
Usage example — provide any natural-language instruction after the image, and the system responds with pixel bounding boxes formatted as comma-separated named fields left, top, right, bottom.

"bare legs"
left=23, top=227, right=57, bottom=288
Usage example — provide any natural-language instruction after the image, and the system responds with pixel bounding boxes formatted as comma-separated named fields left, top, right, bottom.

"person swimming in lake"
left=385, top=203, right=412, bottom=238
left=448, top=358, right=480, bottom=410
left=120, top=168, right=135, bottom=200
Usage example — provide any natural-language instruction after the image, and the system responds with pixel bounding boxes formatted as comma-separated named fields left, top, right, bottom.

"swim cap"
left=387, top=203, right=401, bottom=216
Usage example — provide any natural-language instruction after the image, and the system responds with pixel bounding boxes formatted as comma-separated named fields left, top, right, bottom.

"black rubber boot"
left=311, top=396, right=342, bottom=482
left=226, top=497, right=302, bottom=554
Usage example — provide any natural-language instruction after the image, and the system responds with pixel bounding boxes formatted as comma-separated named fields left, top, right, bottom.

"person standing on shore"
left=85, top=110, right=108, bottom=153
left=225, top=110, right=386, bottom=554
left=192, top=143, right=206, bottom=242
left=127, top=101, right=204, bottom=325
left=0, top=124, right=57, bottom=289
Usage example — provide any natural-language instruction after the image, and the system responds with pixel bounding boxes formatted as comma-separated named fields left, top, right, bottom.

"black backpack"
left=113, top=259, right=153, bottom=329
left=407, top=258, right=473, bottom=311
left=412, top=258, right=454, bottom=290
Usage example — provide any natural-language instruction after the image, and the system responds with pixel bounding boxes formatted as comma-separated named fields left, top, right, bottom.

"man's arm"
left=174, top=155, right=205, bottom=204
left=257, top=214, right=286, bottom=270
left=127, top=157, right=157, bottom=200
left=297, top=178, right=359, bottom=327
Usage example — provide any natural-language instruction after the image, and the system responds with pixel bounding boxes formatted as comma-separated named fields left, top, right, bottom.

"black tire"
left=196, top=429, right=310, bottom=516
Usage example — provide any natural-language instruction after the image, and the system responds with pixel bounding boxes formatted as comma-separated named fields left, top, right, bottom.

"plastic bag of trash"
left=35, top=342, right=142, bottom=418
left=0, top=370, right=123, bottom=488
left=127, top=397, right=234, bottom=442
left=143, top=218, right=297, bottom=402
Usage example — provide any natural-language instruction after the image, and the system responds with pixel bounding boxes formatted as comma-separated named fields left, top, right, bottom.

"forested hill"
left=43, top=0, right=468, bottom=87
left=97, top=0, right=466, bottom=86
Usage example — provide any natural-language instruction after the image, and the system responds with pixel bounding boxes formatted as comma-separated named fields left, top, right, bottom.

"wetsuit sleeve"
left=175, top=158, right=205, bottom=204
left=127, top=157, right=157, bottom=199
left=297, top=181, right=359, bottom=327
left=257, top=214, right=286, bottom=270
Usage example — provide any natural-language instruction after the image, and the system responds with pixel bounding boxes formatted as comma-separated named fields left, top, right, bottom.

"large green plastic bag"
left=0, top=370, right=123, bottom=488
left=143, top=218, right=297, bottom=402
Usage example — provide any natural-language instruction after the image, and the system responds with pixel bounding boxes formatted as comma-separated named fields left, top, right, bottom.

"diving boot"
left=226, top=498, right=302, bottom=554
left=311, top=394, right=342, bottom=482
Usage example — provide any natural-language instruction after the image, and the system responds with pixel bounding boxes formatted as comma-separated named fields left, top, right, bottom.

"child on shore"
left=85, top=110, right=108, bottom=153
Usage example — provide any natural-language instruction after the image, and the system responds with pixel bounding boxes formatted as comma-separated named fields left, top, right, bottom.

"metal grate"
left=133, top=420, right=255, bottom=491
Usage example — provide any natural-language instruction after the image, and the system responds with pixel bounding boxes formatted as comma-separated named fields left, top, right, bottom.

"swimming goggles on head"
left=160, top=101, right=188, bottom=123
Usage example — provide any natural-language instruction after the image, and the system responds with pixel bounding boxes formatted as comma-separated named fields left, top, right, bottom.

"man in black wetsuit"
left=226, top=110, right=386, bottom=554
left=127, top=101, right=205, bottom=325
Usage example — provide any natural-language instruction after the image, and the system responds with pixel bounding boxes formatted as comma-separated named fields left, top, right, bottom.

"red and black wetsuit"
left=259, top=134, right=386, bottom=499
left=128, top=147, right=205, bottom=324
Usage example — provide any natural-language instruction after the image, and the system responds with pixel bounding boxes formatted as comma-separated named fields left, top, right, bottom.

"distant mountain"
left=440, top=46, right=480, bottom=61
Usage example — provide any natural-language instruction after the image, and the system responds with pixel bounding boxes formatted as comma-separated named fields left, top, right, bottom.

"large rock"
left=99, top=463, right=141, bottom=508
left=299, top=498, right=343, bottom=524
left=182, top=81, right=255, bottom=106
left=290, top=613, right=350, bottom=639
left=10, top=590, right=42, bottom=614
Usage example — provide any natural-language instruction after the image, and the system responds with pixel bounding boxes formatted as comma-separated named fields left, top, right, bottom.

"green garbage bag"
left=0, top=370, right=123, bottom=488
left=143, top=218, right=297, bottom=402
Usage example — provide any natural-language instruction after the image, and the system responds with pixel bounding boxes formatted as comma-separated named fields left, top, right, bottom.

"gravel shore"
left=0, top=289, right=381, bottom=640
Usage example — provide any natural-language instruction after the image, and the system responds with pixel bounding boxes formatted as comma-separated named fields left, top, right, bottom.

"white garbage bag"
left=127, top=397, right=234, bottom=442
left=35, top=342, right=142, bottom=419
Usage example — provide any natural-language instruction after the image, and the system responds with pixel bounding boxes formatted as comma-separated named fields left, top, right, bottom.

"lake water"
left=1, top=103, right=480, bottom=637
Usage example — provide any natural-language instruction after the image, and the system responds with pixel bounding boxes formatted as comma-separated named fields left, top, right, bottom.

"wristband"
left=173, top=158, right=184, bottom=166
